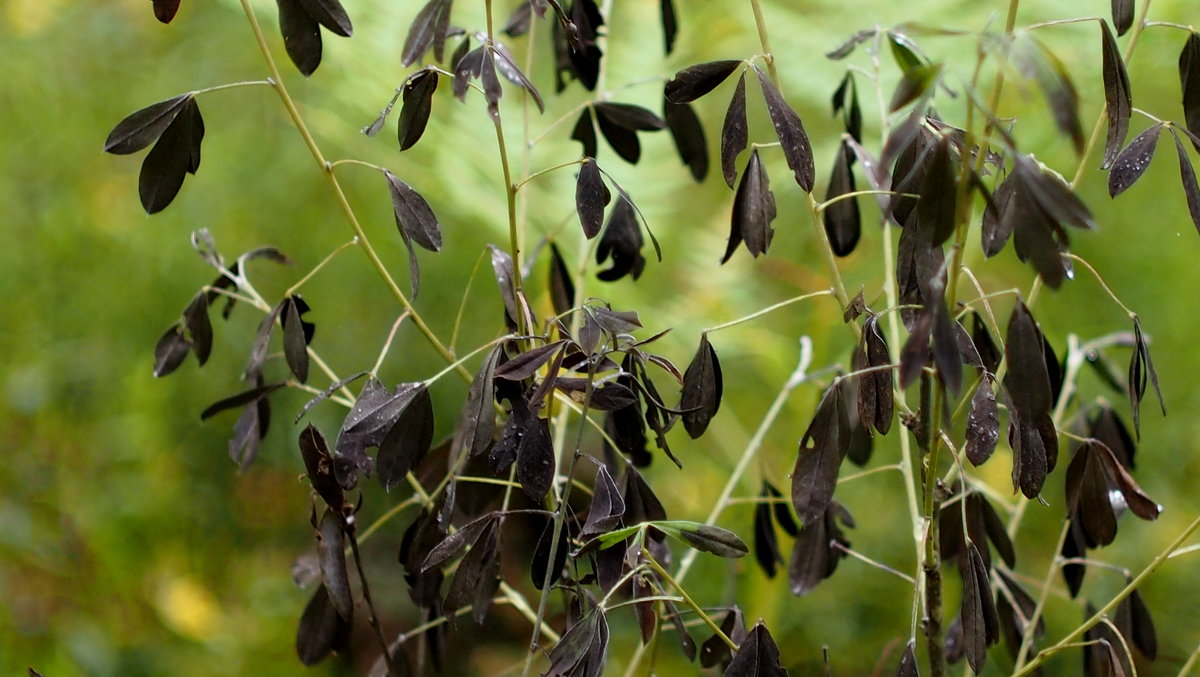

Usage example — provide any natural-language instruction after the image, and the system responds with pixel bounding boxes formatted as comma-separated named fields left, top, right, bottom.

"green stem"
left=644, top=552, right=738, bottom=652
left=194, top=79, right=273, bottom=96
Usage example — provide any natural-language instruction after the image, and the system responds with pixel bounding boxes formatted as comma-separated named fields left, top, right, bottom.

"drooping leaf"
left=789, top=501, right=852, bottom=596
left=660, top=0, right=677, bottom=54
left=377, top=385, right=435, bottom=492
left=1180, top=32, right=1200, bottom=150
left=961, top=544, right=1000, bottom=673
left=1101, top=21, right=1133, bottom=169
left=895, top=641, right=919, bottom=677
left=595, top=194, right=646, bottom=281
left=753, top=495, right=782, bottom=578
left=1128, top=317, right=1165, bottom=437
left=548, top=243, right=575, bottom=317
left=139, top=97, right=203, bottom=214
left=104, top=94, right=193, bottom=155
left=397, top=70, right=439, bottom=151
left=296, top=372, right=368, bottom=423
left=966, top=376, right=1000, bottom=465
left=701, top=608, right=746, bottom=669
left=1094, top=439, right=1162, bottom=520
left=677, top=524, right=748, bottom=558
left=721, top=72, right=749, bottom=188
left=402, top=0, right=453, bottom=66
left=1108, top=123, right=1163, bottom=197
left=277, top=0, right=323, bottom=76
left=452, top=345, right=500, bottom=461
left=1170, top=129, right=1200, bottom=234
left=181, top=292, right=213, bottom=367
left=665, top=97, right=709, bottom=182
left=723, top=622, right=787, bottom=677
left=831, top=71, right=863, bottom=142
left=491, top=43, right=544, bottom=112
left=582, top=465, right=625, bottom=536
left=856, top=316, right=894, bottom=435
left=546, top=611, right=607, bottom=676
left=201, top=382, right=286, bottom=421
left=1114, top=588, right=1158, bottom=660
left=724, top=149, right=777, bottom=262
left=152, top=0, right=182, bottom=23
left=792, top=383, right=849, bottom=526
left=917, top=134, right=958, bottom=246
left=420, top=513, right=497, bottom=572
left=571, top=107, right=598, bottom=159
left=316, top=509, right=352, bottom=621
left=442, top=516, right=500, bottom=621
left=296, top=584, right=349, bottom=665
left=495, top=341, right=565, bottom=381
left=665, top=60, right=742, bottom=103
left=1112, top=0, right=1133, bottom=36
left=754, top=65, right=815, bottom=191
left=1011, top=33, right=1084, bottom=153
left=517, top=416, right=555, bottom=501
left=281, top=296, right=310, bottom=384
left=823, top=140, right=861, bottom=256
left=826, top=29, right=878, bottom=60
left=680, top=333, right=722, bottom=438
left=889, top=62, right=942, bottom=113
left=531, top=516, right=569, bottom=590
left=931, top=295, right=962, bottom=396
left=153, top=323, right=192, bottom=378
left=299, top=424, right=345, bottom=512
left=298, top=0, right=352, bottom=37
left=576, top=158, right=608, bottom=239
left=1005, top=301, right=1056, bottom=497
left=594, top=102, right=665, bottom=164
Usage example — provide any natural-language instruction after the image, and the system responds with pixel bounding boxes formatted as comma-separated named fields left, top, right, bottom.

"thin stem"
left=1025, top=16, right=1101, bottom=31
left=748, top=0, right=780, bottom=88
left=285, top=238, right=359, bottom=297
left=513, top=158, right=584, bottom=192
left=423, top=336, right=511, bottom=387
left=371, top=312, right=411, bottom=375
left=1014, top=513, right=1200, bottom=675
left=328, top=158, right=389, bottom=173
left=643, top=552, right=738, bottom=652
left=818, top=190, right=916, bottom=211
left=234, top=0, right=468, bottom=382
left=1065, top=254, right=1137, bottom=317
left=356, top=495, right=421, bottom=546
left=832, top=542, right=916, bottom=584
left=1177, top=642, right=1200, bottom=676
left=348, top=529, right=402, bottom=677
left=703, top=289, right=835, bottom=333
left=1145, top=20, right=1195, bottom=32
left=194, top=79, right=273, bottom=96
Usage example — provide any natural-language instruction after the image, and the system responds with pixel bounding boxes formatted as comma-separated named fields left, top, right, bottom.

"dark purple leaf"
left=317, top=509, right=352, bottom=620
left=966, top=376, right=1000, bottom=465
left=296, top=584, right=349, bottom=665
left=1012, top=34, right=1084, bottom=152
left=1115, top=588, right=1157, bottom=660
left=721, top=72, right=749, bottom=188
left=660, top=0, right=677, bottom=54
left=277, top=0, right=323, bottom=76
left=200, top=382, right=285, bottom=420
left=961, top=544, right=1000, bottom=672
left=495, top=340, right=565, bottom=381
left=452, top=345, right=501, bottom=460
left=1094, top=440, right=1162, bottom=520
left=826, top=29, right=877, bottom=60
left=299, top=424, right=345, bottom=512
left=153, top=324, right=191, bottom=377
left=1108, top=123, right=1163, bottom=197
left=104, top=94, right=192, bottom=155
left=152, top=0, right=181, bottom=23
left=420, top=513, right=497, bottom=572
left=377, top=385, right=435, bottom=492
left=1169, top=129, right=1200, bottom=235
left=296, top=371, right=368, bottom=423
left=889, top=62, right=941, bottom=113
left=701, top=608, right=745, bottom=669
left=139, top=97, right=203, bottom=213
left=548, top=243, right=575, bottom=316
left=678, top=525, right=748, bottom=558
left=492, top=44, right=544, bottom=112
left=917, top=135, right=958, bottom=246
left=1112, top=0, right=1133, bottom=36
left=282, top=296, right=310, bottom=384
left=1128, top=317, right=1165, bottom=437
left=298, top=0, right=352, bottom=36
left=899, top=311, right=932, bottom=390
left=680, top=333, right=722, bottom=438
left=546, top=611, right=604, bottom=676
left=789, top=501, right=851, bottom=596
left=402, top=0, right=453, bottom=66
left=823, top=140, right=861, bottom=256
left=725, top=148, right=777, bottom=262
left=571, top=108, right=598, bottom=159
left=595, top=194, right=646, bottom=281
left=665, top=97, right=709, bottom=182
left=753, top=498, right=782, bottom=578
left=1101, top=21, right=1132, bottom=169
left=531, top=516, right=569, bottom=590
left=831, top=71, right=863, bottom=142
left=723, top=622, right=787, bottom=676
left=517, top=416, right=554, bottom=501
left=895, top=641, right=918, bottom=676
left=666, top=60, right=742, bottom=103
left=582, top=466, right=626, bottom=535
left=1181, top=32, right=1200, bottom=150
left=182, top=292, right=212, bottom=367
left=443, top=517, right=499, bottom=621
left=576, top=159, right=608, bottom=239
left=792, top=383, right=849, bottom=526
left=397, top=70, right=438, bottom=151
left=754, top=65, right=815, bottom=191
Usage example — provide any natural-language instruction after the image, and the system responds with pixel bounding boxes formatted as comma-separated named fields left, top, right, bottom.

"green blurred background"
left=3, top=0, right=1199, bottom=674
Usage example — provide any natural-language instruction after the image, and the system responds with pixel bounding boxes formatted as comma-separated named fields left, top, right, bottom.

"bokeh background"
left=3, top=0, right=1199, bottom=674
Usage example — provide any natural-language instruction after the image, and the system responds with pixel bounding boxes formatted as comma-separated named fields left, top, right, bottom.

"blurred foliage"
left=3, top=0, right=1200, bottom=674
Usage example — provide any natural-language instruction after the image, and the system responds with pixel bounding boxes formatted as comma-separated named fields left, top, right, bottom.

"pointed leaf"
left=723, top=622, right=787, bottom=676
left=680, top=333, right=722, bottom=438
left=296, top=584, right=347, bottom=665
left=1128, top=317, right=1166, bottom=436
left=582, top=466, right=626, bottom=535
left=576, top=159, right=607, bottom=239
left=666, top=60, right=742, bottom=103
left=317, top=509, right=353, bottom=620
left=104, top=94, right=192, bottom=155
left=277, top=0, right=323, bottom=76
left=823, top=140, right=861, bottom=256
left=726, top=148, right=778, bottom=262
left=153, top=324, right=191, bottom=377
left=1170, top=129, right=1200, bottom=235
left=721, top=73, right=749, bottom=189
left=377, top=385, right=435, bottom=492
left=678, top=524, right=748, bottom=558
left=495, top=341, right=566, bottom=381
left=454, top=345, right=501, bottom=459
left=139, top=98, right=202, bottom=214
left=665, top=97, right=709, bottom=182
left=1108, top=123, right=1163, bottom=197
left=571, top=108, right=598, bottom=158
left=1012, top=34, right=1084, bottom=152
left=1181, top=32, right=1200, bottom=149
left=1101, top=21, right=1132, bottom=169
left=792, top=384, right=849, bottom=526
left=397, top=70, right=439, bottom=151
left=152, top=0, right=182, bottom=23
left=298, top=0, right=352, bottom=37
left=402, top=0, right=453, bottom=66
left=282, top=296, right=310, bottom=384
left=660, top=0, right=677, bottom=54
left=966, top=377, right=1000, bottom=465
left=386, top=171, right=441, bottom=252
left=200, top=382, right=285, bottom=420
left=1112, top=0, right=1133, bottom=36
left=755, top=65, right=815, bottom=191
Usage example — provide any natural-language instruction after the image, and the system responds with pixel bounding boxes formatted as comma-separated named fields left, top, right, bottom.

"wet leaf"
left=495, top=340, right=565, bottom=381
left=104, top=94, right=193, bottom=155
left=680, top=333, right=722, bottom=438
left=139, top=97, right=203, bottom=214
left=1169, top=129, right=1200, bottom=235
left=792, top=383, right=849, bottom=526
left=1108, top=123, right=1162, bottom=197
left=721, top=72, right=749, bottom=188
left=823, top=140, right=861, bottom=256
left=298, top=0, right=352, bottom=37
left=443, top=516, right=500, bottom=621
left=665, top=97, right=709, bottom=182
left=576, top=158, right=608, bottom=239
left=1101, top=21, right=1132, bottom=169
left=402, top=0, right=453, bottom=66
left=723, top=622, right=787, bottom=676
left=895, top=641, right=919, bottom=677
left=755, top=65, right=815, bottom=191
left=377, top=385, right=435, bottom=492
left=665, top=60, right=742, bottom=103
left=296, top=372, right=368, bottom=423
left=966, top=376, right=1000, bottom=466
left=725, top=149, right=777, bottom=262
left=277, top=0, right=323, bottom=76
left=517, top=416, right=554, bottom=501
left=397, top=70, right=439, bottom=151
left=1112, top=0, right=1133, bottom=36
left=296, top=584, right=348, bottom=665
left=153, top=324, right=191, bottom=377
left=1094, top=439, right=1162, bottom=520
left=1181, top=32, right=1200, bottom=150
